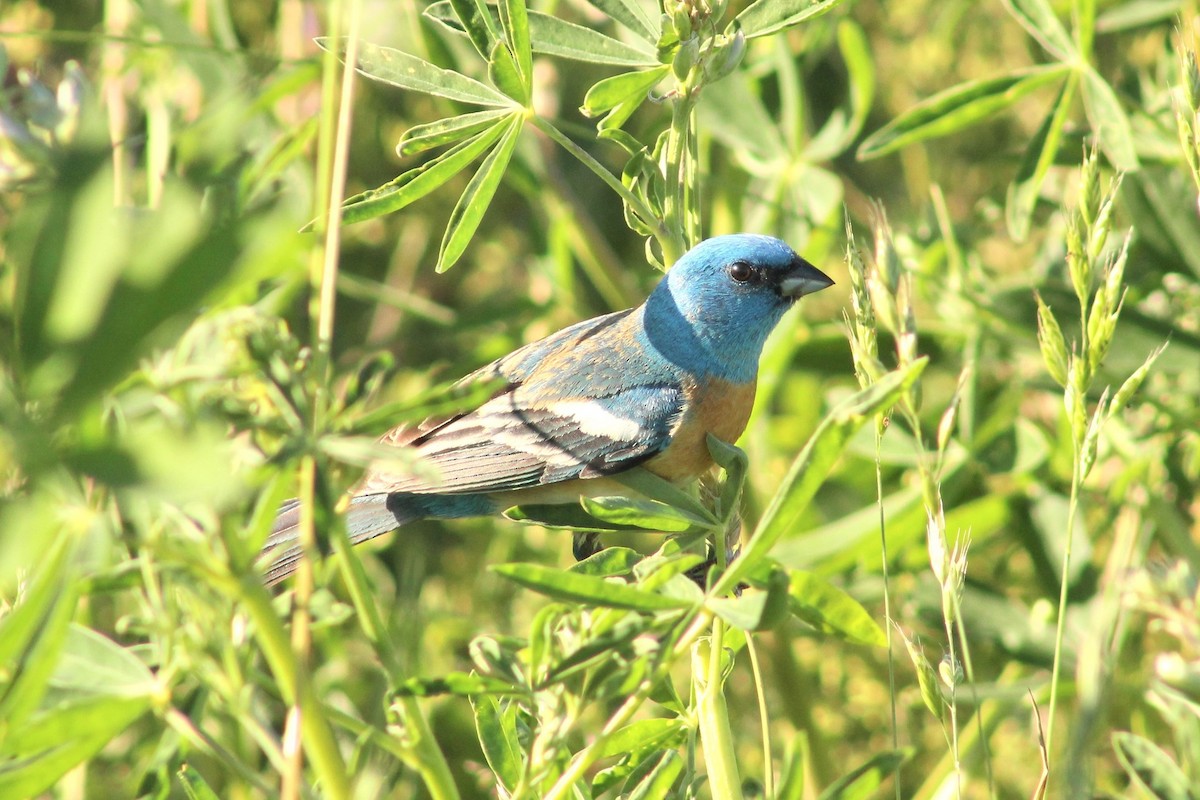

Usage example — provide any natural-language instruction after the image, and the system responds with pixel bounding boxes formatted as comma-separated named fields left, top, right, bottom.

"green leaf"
left=395, top=672, right=520, bottom=696
left=426, top=4, right=659, bottom=65
left=319, top=38, right=512, bottom=106
left=583, top=66, right=670, bottom=118
left=447, top=0, right=500, bottom=57
left=1001, top=0, right=1075, bottom=60
left=624, top=749, right=685, bottom=800
left=786, top=570, right=886, bottom=645
left=1097, top=0, right=1188, bottom=33
left=857, top=66, right=1068, bottom=160
left=714, top=359, right=926, bottom=595
left=504, top=503, right=645, bottom=532
left=1006, top=74, right=1078, bottom=241
left=571, top=547, right=642, bottom=576
left=707, top=569, right=791, bottom=631
left=492, top=563, right=695, bottom=611
left=584, top=0, right=660, bottom=43
left=581, top=495, right=707, bottom=531
left=337, top=119, right=510, bottom=226
left=488, top=40, right=530, bottom=105
left=398, top=109, right=512, bottom=156
left=0, top=695, right=151, bottom=799
left=598, top=719, right=687, bottom=759
left=611, top=466, right=718, bottom=526
left=735, top=0, right=851, bottom=39
left=527, top=12, right=658, bottom=65
left=1080, top=67, right=1139, bottom=171
left=0, top=624, right=154, bottom=800
left=473, top=695, right=523, bottom=792
left=498, top=0, right=532, bottom=86
left=0, top=538, right=76, bottom=728
left=437, top=114, right=524, bottom=271
left=1112, top=732, right=1193, bottom=800
left=50, top=625, right=157, bottom=698
left=816, top=749, right=912, bottom=800
left=698, top=71, right=786, bottom=164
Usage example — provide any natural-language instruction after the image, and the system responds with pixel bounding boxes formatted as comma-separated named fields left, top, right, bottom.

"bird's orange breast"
left=645, top=376, right=756, bottom=482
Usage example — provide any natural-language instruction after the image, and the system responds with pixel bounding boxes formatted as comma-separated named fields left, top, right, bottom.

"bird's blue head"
left=641, top=234, right=834, bottom=383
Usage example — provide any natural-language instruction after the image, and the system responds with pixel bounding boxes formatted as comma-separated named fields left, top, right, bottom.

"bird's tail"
left=262, top=494, right=414, bottom=585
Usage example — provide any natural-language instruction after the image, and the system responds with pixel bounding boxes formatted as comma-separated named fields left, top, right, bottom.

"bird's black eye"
left=728, top=261, right=755, bottom=283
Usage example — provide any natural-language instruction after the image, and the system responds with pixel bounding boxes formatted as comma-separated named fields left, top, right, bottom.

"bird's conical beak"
left=779, top=258, right=835, bottom=299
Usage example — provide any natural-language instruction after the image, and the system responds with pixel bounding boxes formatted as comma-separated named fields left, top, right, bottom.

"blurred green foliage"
left=1, top=0, right=1198, bottom=798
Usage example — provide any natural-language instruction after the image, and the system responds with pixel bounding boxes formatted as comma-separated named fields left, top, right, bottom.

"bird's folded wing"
left=359, top=381, right=684, bottom=496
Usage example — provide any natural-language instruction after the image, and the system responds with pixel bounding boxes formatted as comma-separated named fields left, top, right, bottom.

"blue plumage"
left=264, top=234, right=833, bottom=583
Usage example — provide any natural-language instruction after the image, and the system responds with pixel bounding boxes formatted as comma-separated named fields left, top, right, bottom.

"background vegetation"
left=1, top=0, right=1198, bottom=798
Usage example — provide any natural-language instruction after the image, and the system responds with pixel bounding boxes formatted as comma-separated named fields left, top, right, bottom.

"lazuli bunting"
left=265, top=234, right=833, bottom=583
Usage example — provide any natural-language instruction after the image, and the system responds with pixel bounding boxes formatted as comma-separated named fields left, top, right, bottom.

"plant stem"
left=876, top=432, right=902, bottom=800
left=662, top=90, right=695, bottom=262
left=698, top=618, right=742, bottom=799
left=1044, top=457, right=1082, bottom=761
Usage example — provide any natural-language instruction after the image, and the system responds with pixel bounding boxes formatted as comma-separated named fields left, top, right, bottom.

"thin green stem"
left=876, top=430, right=902, bottom=800
left=698, top=617, right=741, bottom=800
left=662, top=91, right=695, bottom=261
left=745, top=636, right=773, bottom=799
left=1044, top=457, right=1082, bottom=761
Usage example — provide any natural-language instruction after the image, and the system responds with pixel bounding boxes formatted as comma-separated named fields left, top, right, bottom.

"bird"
left=263, top=234, right=834, bottom=584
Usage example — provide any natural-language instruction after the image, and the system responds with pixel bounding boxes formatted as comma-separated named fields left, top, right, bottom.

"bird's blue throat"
left=637, top=279, right=788, bottom=384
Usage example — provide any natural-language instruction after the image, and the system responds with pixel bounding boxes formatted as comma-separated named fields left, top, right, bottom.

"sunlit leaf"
left=488, top=40, right=529, bottom=105
left=398, top=109, right=512, bottom=156
left=438, top=114, right=524, bottom=270
left=499, top=0, right=532, bottom=86
left=786, top=570, right=886, bottom=645
left=473, top=695, right=523, bottom=793
left=426, top=4, right=659, bottom=65
left=492, top=563, right=695, bottom=611
left=319, top=38, right=512, bottom=106
left=857, top=66, right=1068, bottom=160
left=581, top=495, right=707, bottom=531
left=735, top=0, right=850, bottom=39
left=337, top=119, right=511, bottom=226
